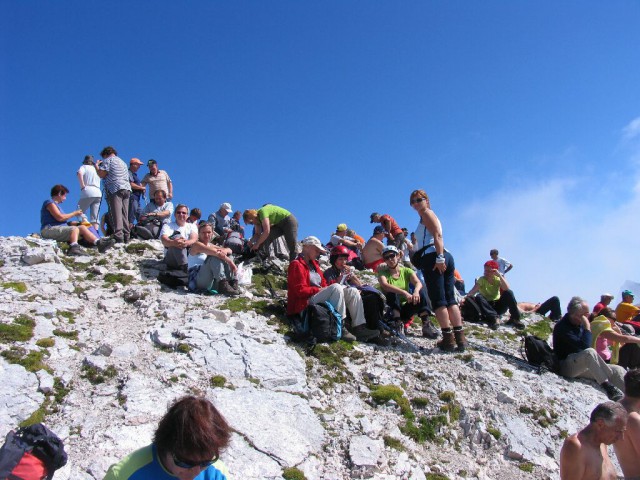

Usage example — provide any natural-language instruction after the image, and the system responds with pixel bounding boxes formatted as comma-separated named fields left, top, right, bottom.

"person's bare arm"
left=466, top=279, right=479, bottom=297
left=559, top=436, right=586, bottom=480
left=600, top=330, right=640, bottom=345
left=251, top=217, right=271, bottom=250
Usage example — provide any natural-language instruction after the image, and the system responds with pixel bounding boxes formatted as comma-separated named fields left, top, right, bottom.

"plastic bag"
left=236, top=262, right=253, bottom=286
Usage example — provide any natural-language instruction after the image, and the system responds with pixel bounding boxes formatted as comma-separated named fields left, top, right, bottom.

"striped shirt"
left=99, top=155, right=132, bottom=194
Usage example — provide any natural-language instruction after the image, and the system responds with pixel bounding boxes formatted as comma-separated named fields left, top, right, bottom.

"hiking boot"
left=454, top=329, right=468, bottom=352
left=601, top=382, right=623, bottom=401
left=436, top=330, right=456, bottom=352
left=486, top=317, right=499, bottom=330
left=506, top=318, right=526, bottom=330
left=351, top=324, right=381, bottom=342
left=421, top=318, right=440, bottom=339
left=341, top=328, right=356, bottom=342
left=217, top=279, right=240, bottom=296
left=97, top=237, right=116, bottom=253
left=369, top=335, right=391, bottom=346
left=67, top=244, right=86, bottom=256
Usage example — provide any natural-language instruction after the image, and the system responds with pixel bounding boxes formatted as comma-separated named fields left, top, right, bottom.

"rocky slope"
left=0, top=236, right=620, bottom=479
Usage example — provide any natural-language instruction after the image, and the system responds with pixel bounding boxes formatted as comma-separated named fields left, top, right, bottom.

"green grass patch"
left=125, top=242, right=154, bottom=254
left=57, top=310, right=75, bottom=323
left=426, top=475, right=450, bottom=480
left=525, top=319, right=552, bottom=339
left=104, top=273, right=134, bottom=286
left=176, top=343, right=191, bottom=354
left=371, top=384, right=413, bottom=419
left=411, top=397, right=430, bottom=408
left=210, top=375, right=227, bottom=388
left=36, top=338, right=55, bottom=348
left=455, top=353, right=474, bottom=362
left=282, top=467, right=306, bottom=480
left=0, top=315, right=35, bottom=342
left=439, top=391, right=455, bottom=402
left=53, top=329, right=79, bottom=340
left=518, top=462, right=534, bottom=473
left=401, top=414, right=448, bottom=444
left=383, top=435, right=406, bottom=451
left=252, top=272, right=287, bottom=296
left=487, top=425, right=502, bottom=440
left=440, top=401, right=462, bottom=422
left=2, top=281, right=27, bottom=293
left=1, top=347, right=51, bottom=373
left=501, top=368, right=513, bottom=378
left=81, top=364, right=118, bottom=384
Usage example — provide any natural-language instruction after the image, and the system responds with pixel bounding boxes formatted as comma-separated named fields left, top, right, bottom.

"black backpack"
left=132, top=217, right=163, bottom=240
left=522, top=335, right=559, bottom=373
left=360, top=287, right=386, bottom=330
left=0, top=423, right=67, bottom=480
left=460, top=296, right=482, bottom=324
left=303, top=301, right=343, bottom=344
left=157, top=270, right=189, bottom=289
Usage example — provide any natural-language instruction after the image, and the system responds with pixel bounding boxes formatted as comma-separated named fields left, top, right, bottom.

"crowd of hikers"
left=28, top=146, right=640, bottom=479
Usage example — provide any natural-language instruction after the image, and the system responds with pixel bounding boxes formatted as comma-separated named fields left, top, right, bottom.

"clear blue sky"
left=2, top=1, right=640, bottom=307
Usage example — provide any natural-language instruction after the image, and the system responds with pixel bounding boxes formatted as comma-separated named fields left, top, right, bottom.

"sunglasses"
left=172, top=452, right=217, bottom=470
left=176, top=211, right=188, bottom=215
left=383, top=254, right=397, bottom=260
left=410, top=197, right=426, bottom=205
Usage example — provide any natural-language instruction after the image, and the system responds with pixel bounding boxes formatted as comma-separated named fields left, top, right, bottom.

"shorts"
left=41, top=225, right=75, bottom=242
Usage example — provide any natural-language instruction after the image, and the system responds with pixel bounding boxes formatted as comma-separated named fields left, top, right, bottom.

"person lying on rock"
left=160, top=204, right=198, bottom=271
left=103, top=395, right=231, bottom=480
left=517, top=296, right=562, bottom=321
left=40, top=184, right=115, bottom=256
left=553, top=296, right=626, bottom=401
left=560, top=401, right=627, bottom=480
left=188, top=222, right=239, bottom=296
left=377, top=245, right=439, bottom=340
left=465, top=260, right=524, bottom=330
left=286, top=236, right=378, bottom=342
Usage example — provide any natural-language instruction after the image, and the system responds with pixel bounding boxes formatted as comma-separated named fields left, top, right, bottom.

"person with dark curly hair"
left=104, top=396, right=231, bottom=480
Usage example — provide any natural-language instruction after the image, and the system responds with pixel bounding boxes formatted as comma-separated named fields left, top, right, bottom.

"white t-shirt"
left=160, top=221, right=198, bottom=240
left=78, top=165, right=101, bottom=198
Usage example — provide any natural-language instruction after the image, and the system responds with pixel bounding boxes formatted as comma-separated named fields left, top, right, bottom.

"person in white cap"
left=593, top=293, right=615, bottom=315
left=208, top=202, right=233, bottom=237
left=286, top=236, right=379, bottom=342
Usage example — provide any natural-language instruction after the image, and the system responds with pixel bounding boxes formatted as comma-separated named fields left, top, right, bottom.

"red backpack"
left=0, top=424, right=67, bottom=480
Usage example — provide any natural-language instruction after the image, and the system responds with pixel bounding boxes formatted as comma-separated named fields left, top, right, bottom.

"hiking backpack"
left=302, top=301, right=343, bottom=344
left=460, top=296, right=482, bottom=324
left=522, top=335, right=559, bottom=373
left=0, top=423, right=67, bottom=480
left=360, top=287, right=386, bottom=330
left=132, top=217, right=163, bottom=240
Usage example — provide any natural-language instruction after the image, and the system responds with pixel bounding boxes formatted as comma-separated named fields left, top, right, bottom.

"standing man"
left=489, top=249, right=513, bottom=275
left=614, top=369, right=640, bottom=479
left=141, top=159, right=173, bottom=201
left=128, top=157, right=145, bottom=226
left=96, top=146, right=131, bottom=243
left=370, top=212, right=405, bottom=249
left=560, top=402, right=627, bottom=480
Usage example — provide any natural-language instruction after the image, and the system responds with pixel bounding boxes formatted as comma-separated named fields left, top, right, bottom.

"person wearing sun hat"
left=208, top=202, right=233, bottom=237
left=615, top=290, right=640, bottom=333
left=593, top=293, right=615, bottom=315
left=286, top=236, right=378, bottom=342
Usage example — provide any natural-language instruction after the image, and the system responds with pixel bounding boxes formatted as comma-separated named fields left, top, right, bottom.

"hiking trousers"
left=195, top=256, right=234, bottom=291
left=260, top=214, right=298, bottom=261
left=106, top=189, right=130, bottom=242
left=309, top=284, right=366, bottom=328
left=559, top=348, right=625, bottom=390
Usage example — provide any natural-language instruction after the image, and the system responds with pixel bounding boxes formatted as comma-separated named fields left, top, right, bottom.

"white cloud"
left=450, top=170, right=640, bottom=311
left=622, top=116, right=640, bottom=141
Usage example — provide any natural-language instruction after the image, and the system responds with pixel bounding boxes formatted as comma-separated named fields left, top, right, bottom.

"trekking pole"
left=467, top=341, right=541, bottom=373
left=379, top=318, right=426, bottom=354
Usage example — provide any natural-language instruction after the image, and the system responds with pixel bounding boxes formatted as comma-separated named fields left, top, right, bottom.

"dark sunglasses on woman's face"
left=410, top=197, right=426, bottom=205
left=172, top=452, right=217, bottom=470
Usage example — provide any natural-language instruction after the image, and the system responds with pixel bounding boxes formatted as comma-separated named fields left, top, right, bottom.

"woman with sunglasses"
left=104, top=396, right=231, bottom=480
left=409, top=189, right=467, bottom=352
left=377, top=245, right=439, bottom=339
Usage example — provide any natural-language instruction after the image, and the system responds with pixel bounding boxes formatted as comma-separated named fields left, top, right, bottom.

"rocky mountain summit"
left=0, top=236, right=619, bottom=479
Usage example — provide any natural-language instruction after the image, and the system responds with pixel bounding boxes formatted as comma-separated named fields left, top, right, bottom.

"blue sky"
left=2, top=1, right=640, bottom=308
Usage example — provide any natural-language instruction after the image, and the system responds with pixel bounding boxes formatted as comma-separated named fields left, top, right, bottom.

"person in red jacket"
left=287, top=236, right=379, bottom=342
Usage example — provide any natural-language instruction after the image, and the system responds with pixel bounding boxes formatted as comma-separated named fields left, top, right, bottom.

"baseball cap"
left=220, top=202, right=232, bottom=212
left=301, top=236, right=327, bottom=253
left=623, top=290, right=635, bottom=297
left=336, top=223, right=347, bottom=232
left=484, top=260, right=500, bottom=270
left=373, top=225, right=387, bottom=235
left=370, top=212, right=380, bottom=223
left=602, top=293, right=614, bottom=299
left=147, top=159, right=157, bottom=166
left=130, top=157, right=143, bottom=165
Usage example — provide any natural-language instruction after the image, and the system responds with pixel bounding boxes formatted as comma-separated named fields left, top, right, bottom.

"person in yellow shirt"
left=614, top=290, right=640, bottom=333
